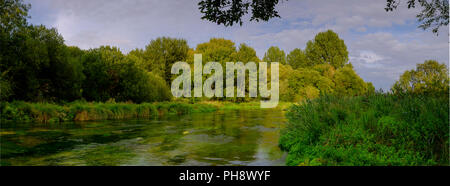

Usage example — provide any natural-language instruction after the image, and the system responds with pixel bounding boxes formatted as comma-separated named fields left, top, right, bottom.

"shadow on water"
left=0, top=109, right=287, bottom=166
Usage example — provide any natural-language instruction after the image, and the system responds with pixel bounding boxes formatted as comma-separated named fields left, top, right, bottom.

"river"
left=0, top=109, right=287, bottom=166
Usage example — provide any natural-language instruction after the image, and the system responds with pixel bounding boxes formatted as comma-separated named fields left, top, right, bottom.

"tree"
left=263, top=46, right=286, bottom=65
left=278, top=64, right=294, bottom=101
left=231, top=43, right=260, bottom=62
left=0, top=71, right=12, bottom=101
left=196, top=38, right=237, bottom=63
left=1, top=1, right=85, bottom=102
left=194, top=38, right=237, bottom=101
left=392, top=60, right=449, bottom=95
left=115, top=56, right=171, bottom=103
left=0, top=0, right=30, bottom=39
left=82, top=46, right=171, bottom=103
left=333, top=65, right=368, bottom=96
left=385, top=0, right=449, bottom=34
left=81, top=46, right=124, bottom=101
left=1, top=0, right=30, bottom=100
left=287, top=48, right=309, bottom=69
left=305, top=30, right=349, bottom=69
left=143, top=37, right=189, bottom=86
left=2, top=25, right=84, bottom=101
left=198, top=0, right=283, bottom=26
left=287, top=68, right=334, bottom=101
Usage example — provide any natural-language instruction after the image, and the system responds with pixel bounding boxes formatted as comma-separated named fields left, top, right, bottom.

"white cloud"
left=351, top=51, right=385, bottom=64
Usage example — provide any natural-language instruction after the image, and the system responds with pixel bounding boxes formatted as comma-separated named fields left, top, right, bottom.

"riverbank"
left=279, top=93, right=449, bottom=166
left=0, top=101, right=292, bottom=123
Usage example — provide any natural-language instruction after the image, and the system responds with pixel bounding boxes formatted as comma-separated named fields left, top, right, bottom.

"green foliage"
left=287, top=68, right=333, bottom=101
left=1, top=25, right=84, bottom=101
left=143, top=37, right=189, bottom=85
left=287, top=48, right=309, bottom=69
left=305, top=30, right=349, bottom=68
left=0, top=73, right=13, bottom=101
left=333, top=65, right=368, bottom=96
left=263, top=46, right=286, bottom=65
left=196, top=38, right=237, bottom=64
left=392, top=60, right=449, bottom=96
left=280, top=62, right=370, bottom=102
left=81, top=46, right=171, bottom=103
left=81, top=46, right=124, bottom=101
left=231, top=43, right=260, bottom=62
left=279, top=93, right=449, bottom=166
left=114, top=57, right=172, bottom=103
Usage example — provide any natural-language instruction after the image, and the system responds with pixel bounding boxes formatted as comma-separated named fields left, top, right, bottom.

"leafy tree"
left=194, top=38, right=237, bottom=101
left=115, top=56, right=171, bottom=103
left=231, top=43, right=260, bottom=62
left=0, top=71, right=12, bottom=101
left=198, top=0, right=283, bottom=26
left=278, top=64, right=294, bottom=101
left=2, top=25, right=83, bottom=101
left=392, top=60, right=449, bottom=95
left=0, top=0, right=29, bottom=43
left=82, top=46, right=171, bottom=103
left=305, top=30, right=349, bottom=69
left=196, top=38, right=237, bottom=63
left=1, top=1, right=85, bottom=102
left=385, top=0, right=449, bottom=34
left=81, top=46, right=124, bottom=101
left=143, top=37, right=189, bottom=85
left=333, top=65, right=368, bottom=96
left=1, top=0, right=29, bottom=100
left=287, top=48, right=309, bottom=69
left=263, top=46, right=286, bottom=65
left=287, top=68, right=334, bottom=101
left=126, top=50, right=147, bottom=70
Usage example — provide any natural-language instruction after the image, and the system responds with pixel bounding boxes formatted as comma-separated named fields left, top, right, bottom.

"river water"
left=0, top=109, right=287, bottom=166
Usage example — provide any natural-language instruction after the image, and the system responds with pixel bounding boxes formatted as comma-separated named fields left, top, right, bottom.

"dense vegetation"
left=0, top=101, right=218, bottom=123
left=279, top=61, right=450, bottom=166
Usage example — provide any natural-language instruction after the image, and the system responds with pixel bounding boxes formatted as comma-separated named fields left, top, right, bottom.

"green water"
left=0, top=109, right=286, bottom=166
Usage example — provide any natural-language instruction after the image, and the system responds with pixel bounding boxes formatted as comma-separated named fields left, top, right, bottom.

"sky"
left=26, top=0, right=449, bottom=90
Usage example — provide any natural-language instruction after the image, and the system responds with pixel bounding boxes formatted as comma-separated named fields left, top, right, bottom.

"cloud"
left=349, top=31, right=448, bottom=90
left=351, top=51, right=385, bottom=65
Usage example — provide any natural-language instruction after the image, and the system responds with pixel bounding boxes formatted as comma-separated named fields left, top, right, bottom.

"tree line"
left=1, top=0, right=447, bottom=104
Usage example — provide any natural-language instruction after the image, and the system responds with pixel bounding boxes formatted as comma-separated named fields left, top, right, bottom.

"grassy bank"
left=279, top=93, right=449, bottom=166
left=0, top=101, right=218, bottom=123
left=0, top=101, right=290, bottom=123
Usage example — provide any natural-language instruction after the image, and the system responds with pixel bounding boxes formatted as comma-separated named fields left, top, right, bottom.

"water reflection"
left=0, top=109, right=286, bottom=166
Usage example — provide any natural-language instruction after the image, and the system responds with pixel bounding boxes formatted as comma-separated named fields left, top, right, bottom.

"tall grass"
left=0, top=101, right=218, bottom=123
left=279, top=93, right=449, bottom=166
